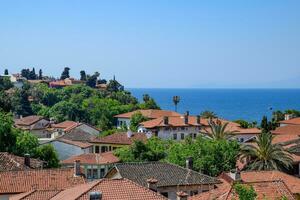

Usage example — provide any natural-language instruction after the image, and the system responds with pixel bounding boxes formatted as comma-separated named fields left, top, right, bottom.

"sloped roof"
left=91, top=132, right=147, bottom=145
left=14, top=115, right=45, bottom=126
left=141, top=116, right=202, bottom=128
left=60, top=129, right=97, bottom=142
left=241, top=170, right=300, bottom=194
left=0, top=152, right=43, bottom=171
left=61, top=152, right=119, bottom=165
left=189, top=180, right=295, bottom=200
left=56, top=138, right=93, bottom=149
left=50, top=178, right=167, bottom=200
left=10, top=190, right=62, bottom=200
left=114, top=109, right=181, bottom=119
left=107, top=162, right=220, bottom=188
left=272, top=125, right=300, bottom=135
left=0, top=168, right=85, bottom=194
left=52, top=121, right=100, bottom=132
left=280, top=117, right=300, bottom=125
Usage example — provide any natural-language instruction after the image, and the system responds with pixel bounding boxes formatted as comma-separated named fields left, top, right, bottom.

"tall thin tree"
left=173, top=96, right=180, bottom=112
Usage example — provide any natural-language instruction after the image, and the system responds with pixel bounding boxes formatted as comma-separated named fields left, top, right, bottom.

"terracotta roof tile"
left=280, top=118, right=300, bottom=125
left=141, top=116, right=202, bottom=128
left=91, top=132, right=147, bottom=145
left=189, top=180, right=295, bottom=200
left=272, top=134, right=300, bottom=144
left=0, top=168, right=85, bottom=194
left=51, top=121, right=79, bottom=130
left=0, top=152, right=43, bottom=171
left=50, top=178, right=167, bottom=200
left=10, top=190, right=62, bottom=200
left=114, top=109, right=181, bottom=119
left=241, top=170, right=300, bottom=194
left=272, top=125, right=300, bottom=135
left=61, top=152, right=119, bottom=165
left=56, top=138, right=93, bottom=148
left=14, top=116, right=44, bottom=126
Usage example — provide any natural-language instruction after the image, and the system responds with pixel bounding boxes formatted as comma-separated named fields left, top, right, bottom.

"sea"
left=127, top=88, right=300, bottom=123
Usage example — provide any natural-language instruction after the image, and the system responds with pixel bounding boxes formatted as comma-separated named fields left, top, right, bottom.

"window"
left=181, top=127, right=185, bottom=131
left=100, top=168, right=105, bottom=178
left=173, top=133, right=177, bottom=140
left=191, top=190, right=198, bottom=196
left=181, top=133, right=185, bottom=140
left=92, top=169, right=98, bottom=179
left=101, top=146, right=108, bottom=153
left=240, top=138, right=244, bottom=142
left=87, top=169, right=92, bottom=179
left=95, top=146, right=100, bottom=153
left=194, top=133, right=197, bottom=139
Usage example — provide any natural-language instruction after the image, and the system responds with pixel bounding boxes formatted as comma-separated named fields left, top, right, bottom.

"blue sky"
left=0, top=0, right=300, bottom=88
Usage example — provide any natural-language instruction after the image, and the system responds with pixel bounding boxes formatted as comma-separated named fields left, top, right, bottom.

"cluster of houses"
left=2, top=109, right=300, bottom=199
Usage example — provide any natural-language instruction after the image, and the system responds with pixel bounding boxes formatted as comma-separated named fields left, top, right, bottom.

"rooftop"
left=114, top=109, right=181, bottom=119
left=280, top=117, right=300, bottom=125
left=272, top=125, right=300, bottom=135
left=0, top=152, right=44, bottom=171
left=91, top=132, right=147, bottom=145
left=14, top=115, right=45, bottom=126
left=61, top=152, right=119, bottom=165
left=0, top=168, right=85, bottom=194
left=106, top=162, right=220, bottom=188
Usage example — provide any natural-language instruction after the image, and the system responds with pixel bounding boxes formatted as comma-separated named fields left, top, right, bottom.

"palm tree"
left=239, top=132, right=293, bottom=171
left=200, top=110, right=217, bottom=119
left=173, top=96, right=180, bottom=112
left=204, top=119, right=236, bottom=140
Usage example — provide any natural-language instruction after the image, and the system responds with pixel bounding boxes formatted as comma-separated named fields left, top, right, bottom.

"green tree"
left=0, top=91, right=12, bottom=112
left=239, top=132, right=293, bottom=171
left=21, top=68, right=30, bottom=79
left=233, top=184, right=257, bottom=200
left=115, top=139, right=166, bottom=162
left=0, top=111, right=17, bottom=152
left=60, top=67, right=70, bottom=80
left=28, top=67, right=37, bottom=80
left=38, top=69, right=43, bottom=80
left=35, top=144, right=60, bottom=168
left=12, top=86, right=33, bottom=117
left=107, top=76, right=124, bottom=92
left=4, top=69, right=8, bottom=75
left=129, top=112, right=148, bottom=131
left=80, top=70, right=87, bottom=81
left=260, top=116, right=276, bottom=132
left=86, top=73, right=99, bottom=88
left=14, top=131, right=39, bottom=156
left=143, top=94, right=150, bottom=102
left=205, top=119, right=236, bottom=140
left=0, top=76, right=13, bottom=90
left=167, top=137, right=240, bottom=176
left=139, top=97, right=160, bottom=109
left=200, top=110, right=217, bottom=119
left=173, top=96, right=180, bottom=112
left=49, top=101, right=83, bottom=122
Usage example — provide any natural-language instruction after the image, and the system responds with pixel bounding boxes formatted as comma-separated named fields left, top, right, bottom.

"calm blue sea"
left=127, top=88, right=300, bottom=122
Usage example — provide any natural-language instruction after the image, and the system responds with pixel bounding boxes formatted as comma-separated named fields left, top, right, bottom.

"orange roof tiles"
left=272, top=125, right=300, bottom=135
left=61, top=152, right=119, bottom=165
left=240, top=170, right=300, bottom=194
left=56, top=138, right=93, bottom=148
left=280, top=117, right=300, bottom=125
left=51, top=178, right=167, bottom=200
left=272, top=134, right=300, bottom=144
left=51, top=121, right=79, bottom=130
left=141, top=116, right=202, bottom=128
left=189, top=180, right=295, bottom=200
left=10, top=190, right=62, bottom=200
left=14, top=115, right=44, bottom=126
left=91, top=132, right=147, bottom=145
left=0, top=168, right=85, bottom=194
left=114, top=109, right=181, bottom=119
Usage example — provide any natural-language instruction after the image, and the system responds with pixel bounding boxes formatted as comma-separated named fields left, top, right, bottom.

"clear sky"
left=0, top=0, right=300, bottom=88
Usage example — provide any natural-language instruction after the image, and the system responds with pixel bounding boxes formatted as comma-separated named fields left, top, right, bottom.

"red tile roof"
left=114, top=109, right=181, bottom=119
left=272, top=134, right=300, bottom=144
left=10, top=190, right=62, bottom=200
left=272, top=125, right=300, bottom=135
left=141, top=116, right=202, bottom=128
left=14, top=116, right=44, bottom=126
left=51, top=121, right=100, bottom=132
left=51, top=178, right=167, bottom=200
left=240, top=170, right=300, bottom=194
left=0, top=168, right=85, bottom=194
left=0, top=152, right=43, bottom=171
left=56, top=138, right=93, bottom=149
left=189, top=180, right=295, bottom=200
left=91, top=132, right=147, bottom=145
left=61, top=152, right=119, bottom=165
left=280, top=118, right=300, bottom=125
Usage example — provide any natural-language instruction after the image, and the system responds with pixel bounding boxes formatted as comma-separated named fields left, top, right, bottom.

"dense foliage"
left=233, top=184, right=257, bottom=200
left=0, top=111, right=59, bottom=167
left=129, top=112, right=148, bottom=131
left=115, top=136, right=240, bottom=177
left=240, top=132, right=293, bottom=171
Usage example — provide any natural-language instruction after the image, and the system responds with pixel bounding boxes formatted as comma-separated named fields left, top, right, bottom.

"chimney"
left=74, top=160, right=81, bottom=176
left=228, top=168, right=241, bottom=181
left=176, top=191, right=188, bottom=200
left=185, top=111, right=189, bottom=116
left=186, top=157, right=193, bottom=170
left=184, top=115, right=188, bottom=124
left=89, top=191, right=102, bottom=200
left=24, top=153, right=30, bottom=167
left=127, top=130, right=133, bottom=138
left=196, top=115, right=201, bottom=124
left=147, top=178, right=158, bottom=192
left=163, top=116, right=169, bottom=125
